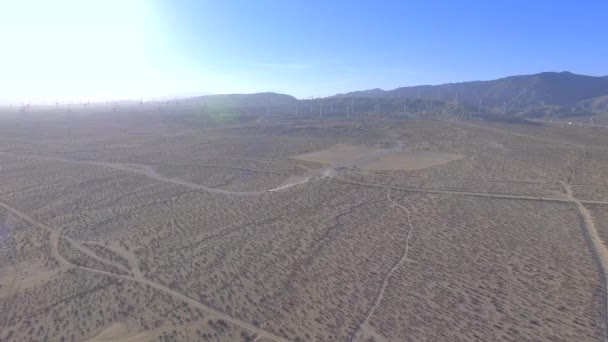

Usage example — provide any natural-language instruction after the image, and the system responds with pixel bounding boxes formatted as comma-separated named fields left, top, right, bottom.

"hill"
left=164, top=92, right=298, bottom=119
left=183, top=92, right=297, bottom=108
left=575, top=95, right=608, bottom=114
left=334, top=72, right=608, bottom=114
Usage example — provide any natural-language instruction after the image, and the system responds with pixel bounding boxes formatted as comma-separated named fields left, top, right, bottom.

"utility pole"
left=346, top=104, right=350, bottom=119
left=503, top=101, right=506, bottom=114
left=478, top=99, right=482, bottom=115
left=351, top=97, right=354, bottom=115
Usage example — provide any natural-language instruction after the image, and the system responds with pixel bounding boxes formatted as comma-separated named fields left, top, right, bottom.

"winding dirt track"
left=351, top=190, right=416, bottom=342
left=572, top=195, right=608, bottom=342
left=0, top=199, right=290, bottom=342
left=0, top=151, right=269, bottom=196
left=563, top=147, right=608, bottom=342
left=4, top=148, right=608, bottom=205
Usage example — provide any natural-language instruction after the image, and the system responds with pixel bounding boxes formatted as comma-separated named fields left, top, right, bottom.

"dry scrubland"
left=0, top=111, right=608, bottom=341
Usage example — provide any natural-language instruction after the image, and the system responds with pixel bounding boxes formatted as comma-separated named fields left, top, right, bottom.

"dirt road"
left=351, top=190, right=415, bottom=342
left=0, top=199, right=290, bottom=342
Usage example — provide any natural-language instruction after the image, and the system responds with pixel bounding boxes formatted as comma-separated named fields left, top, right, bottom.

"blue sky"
left=1, top=0, right=607, bottom=102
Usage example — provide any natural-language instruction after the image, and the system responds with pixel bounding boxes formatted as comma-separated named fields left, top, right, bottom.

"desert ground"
left=1, top=109, right=608, bottom=341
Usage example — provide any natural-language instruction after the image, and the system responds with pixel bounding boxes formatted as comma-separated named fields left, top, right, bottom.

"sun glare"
left=0, top=0, right=161, bottom=103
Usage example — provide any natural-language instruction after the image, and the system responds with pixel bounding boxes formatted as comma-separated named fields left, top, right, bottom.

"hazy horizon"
left=1, top=0, right=607, bottom=103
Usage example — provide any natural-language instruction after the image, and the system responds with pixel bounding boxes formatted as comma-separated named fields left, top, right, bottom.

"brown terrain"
left=0, top=110, right=607, bottom=341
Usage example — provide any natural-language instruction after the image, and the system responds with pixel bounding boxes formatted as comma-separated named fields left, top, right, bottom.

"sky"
left=1, top=0, right=607, bottom=103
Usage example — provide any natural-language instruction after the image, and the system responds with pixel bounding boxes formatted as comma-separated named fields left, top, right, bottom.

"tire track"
left=260, top=200, right=377, bottom=329
left=350, top=190, right=415, bottom=342
left=0, top=199, right=290, bottom=342
left=562, top=144, right=608, bottom=341
left=335, top=178, right=608, bottom=205
left=573, top=198, right=608, bottom=342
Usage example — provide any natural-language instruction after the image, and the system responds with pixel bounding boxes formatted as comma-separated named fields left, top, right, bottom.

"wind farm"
left=2, top=71, right=608, bottom=341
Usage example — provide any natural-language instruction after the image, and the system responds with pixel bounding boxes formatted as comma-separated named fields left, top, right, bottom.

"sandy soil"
left=362, top=150, right=464, bottom=171
left=292, top=144, right=374, bottom=165
left=0, top=260, right=59, bottom=297
left=292, top=143, right=464, bottom=171
left=2, top=114, right=608, bottom=341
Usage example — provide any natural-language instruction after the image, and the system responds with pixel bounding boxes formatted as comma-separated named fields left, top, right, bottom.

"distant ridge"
left=162, top=72, right=608, bottom=119
left=183, top=92, right=297, bottom=107
left=334, top=72, right=608, bottom=112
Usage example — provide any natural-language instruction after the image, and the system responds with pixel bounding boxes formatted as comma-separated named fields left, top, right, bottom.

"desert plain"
left=0, top=109, right=607, bottom=341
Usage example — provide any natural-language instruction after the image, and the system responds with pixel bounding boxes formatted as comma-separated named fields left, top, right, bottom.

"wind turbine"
left=319, top=100, right=323, bottom=119
left=310, top=98, right=313, bottom=114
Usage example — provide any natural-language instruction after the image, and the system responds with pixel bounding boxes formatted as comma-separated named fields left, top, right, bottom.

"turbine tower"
left=319, top=100, right=323, bottom=119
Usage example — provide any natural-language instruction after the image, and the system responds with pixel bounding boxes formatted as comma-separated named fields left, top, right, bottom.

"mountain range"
left=333, top=71, right=608, bottom=117
left=181, top=71, right=608, bottom=119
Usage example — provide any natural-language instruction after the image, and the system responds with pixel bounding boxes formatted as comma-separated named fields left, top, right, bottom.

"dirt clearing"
left=291, top=143, right=464, bottom=171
